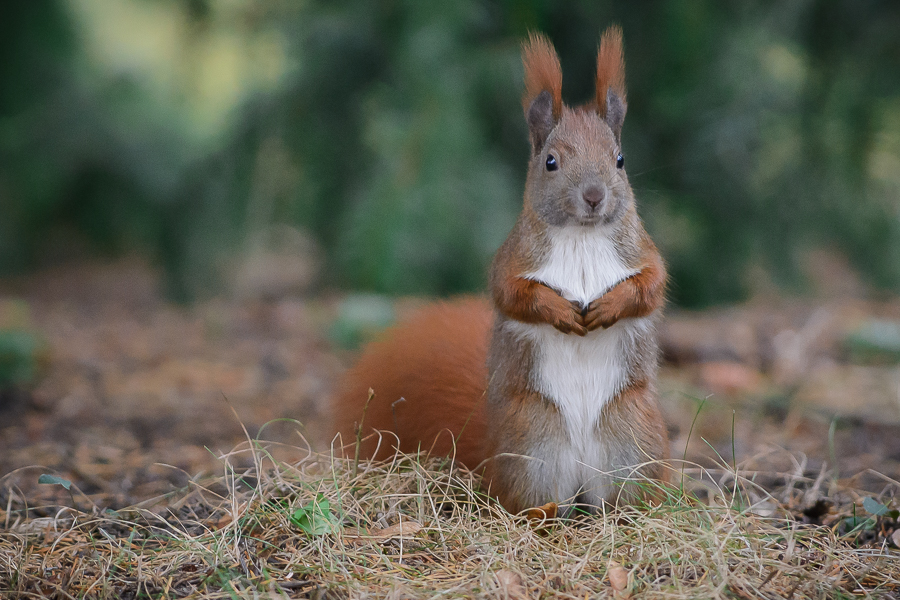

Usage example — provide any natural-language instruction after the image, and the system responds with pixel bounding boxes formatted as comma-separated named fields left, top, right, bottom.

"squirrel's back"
left=330, top=297, right=491, bottom=468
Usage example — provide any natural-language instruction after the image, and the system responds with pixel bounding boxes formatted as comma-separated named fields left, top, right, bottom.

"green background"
left=2, top=0, right=899, bottom=306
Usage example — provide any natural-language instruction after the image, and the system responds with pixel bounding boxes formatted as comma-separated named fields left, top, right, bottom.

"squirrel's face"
left=527, top=107, right=631, bottom=228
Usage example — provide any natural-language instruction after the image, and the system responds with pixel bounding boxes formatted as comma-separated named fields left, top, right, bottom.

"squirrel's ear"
left=595, top=26, right=627, bottom=143
left=526, top=90, right=556, bottom=153
left=522, top=32, right=562, bottom=153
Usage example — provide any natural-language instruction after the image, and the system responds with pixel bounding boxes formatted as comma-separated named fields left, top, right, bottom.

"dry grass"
left=2, top=431, right=899, bottom=599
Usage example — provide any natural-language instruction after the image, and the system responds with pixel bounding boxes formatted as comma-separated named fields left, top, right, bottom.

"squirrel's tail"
left=329, top=297, right=492, bottom=469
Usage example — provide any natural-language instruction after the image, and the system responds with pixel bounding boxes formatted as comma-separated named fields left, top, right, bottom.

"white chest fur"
left=526, top=226, right=637, bottom=306
left=509, top=226, right=649, bottom=502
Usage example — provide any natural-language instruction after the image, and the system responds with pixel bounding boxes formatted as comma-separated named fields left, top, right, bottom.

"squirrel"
left=330, top=27, right=668, bottom=515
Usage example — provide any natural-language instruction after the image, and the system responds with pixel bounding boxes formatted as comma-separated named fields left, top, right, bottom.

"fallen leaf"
left=343, top=520, right=422, bottom=544
left=496, top=569, right=528, bottom=600
left=607, top=560, right=628, bottom=592
left=892, top=528, right=900, bottom=547
left=370, top=520, right=422, bottom=539
left=211, top=514, right=233, bottom=529
left=13, top=517, right=57, bottom=535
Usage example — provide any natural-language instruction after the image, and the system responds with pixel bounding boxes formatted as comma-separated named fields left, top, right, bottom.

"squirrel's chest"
left=507, top=319, right=647, bottom=438
left=515, top=228, right=645, bottom=438
left=525, top=228, right=637, bottom=306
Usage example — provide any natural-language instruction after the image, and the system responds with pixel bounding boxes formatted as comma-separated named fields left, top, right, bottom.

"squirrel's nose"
left=582, top=185, right=606, bottom=209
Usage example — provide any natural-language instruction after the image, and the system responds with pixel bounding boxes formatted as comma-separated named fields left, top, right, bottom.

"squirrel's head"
left=522, top=28, right=631, bottom=228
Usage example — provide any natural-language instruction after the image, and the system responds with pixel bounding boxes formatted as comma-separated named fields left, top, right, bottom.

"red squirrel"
left=331, top=28, right=668, bottom=514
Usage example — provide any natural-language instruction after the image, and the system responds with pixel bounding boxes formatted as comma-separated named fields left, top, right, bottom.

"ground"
left=1, top=258, right=899, bottom=514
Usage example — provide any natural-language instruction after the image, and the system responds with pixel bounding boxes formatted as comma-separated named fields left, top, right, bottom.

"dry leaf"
left=525, top=502, right=557, bottom=521
left=371, top=520, right=422, bottom=539
left=343, top=520, right=422, bottom=544
left=607, top=560, right=628, bottom=592
left=496, top=569, right=528, bottom=600
left=13, top=517, right=57, bottom=535
left=892, top=528, right=900, bottom=548
left=211, top=514, right=233, bottom=529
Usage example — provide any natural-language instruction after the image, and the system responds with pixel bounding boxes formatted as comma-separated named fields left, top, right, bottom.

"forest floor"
left=1, top=259, right=899, bottom=597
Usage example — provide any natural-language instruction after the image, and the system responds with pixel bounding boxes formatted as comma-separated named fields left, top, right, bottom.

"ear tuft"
left=595, top=26, right=627, bottom=140
left=522, top=32, right=562, bottom=121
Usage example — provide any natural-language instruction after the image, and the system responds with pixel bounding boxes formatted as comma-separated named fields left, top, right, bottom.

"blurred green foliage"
left=0, top=330, right=42, bottom=388
left=1, top=0, right=899, bottom=306
left=0, top=300, right=42, bottom=388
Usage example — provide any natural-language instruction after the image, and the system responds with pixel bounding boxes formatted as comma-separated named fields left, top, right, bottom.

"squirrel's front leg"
left=493, top=276, right=587, bottom=336
left=582, top=254, right=666, bottom=331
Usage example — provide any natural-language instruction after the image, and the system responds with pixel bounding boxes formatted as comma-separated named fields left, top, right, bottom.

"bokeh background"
left=4, top=0, right=900, bottom=307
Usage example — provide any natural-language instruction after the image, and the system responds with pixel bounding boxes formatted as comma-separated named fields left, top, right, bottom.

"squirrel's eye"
left=616, top=153, right=624, bottom=169
left=545, top=154, right=558, bottom=172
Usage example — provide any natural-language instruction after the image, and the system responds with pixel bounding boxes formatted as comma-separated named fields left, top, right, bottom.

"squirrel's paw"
left=551, top=310, right=588, bottom=336
left=525, top=284, right=586, bottom=335
left=553, top=320, right=587, bottom=336
left=582, top=283, right=634, bottom=331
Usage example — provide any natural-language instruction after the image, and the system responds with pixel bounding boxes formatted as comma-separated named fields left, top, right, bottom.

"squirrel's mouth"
left=570, top=199, right=606, bottom=224
left=575, top=212, right=603, bottom=225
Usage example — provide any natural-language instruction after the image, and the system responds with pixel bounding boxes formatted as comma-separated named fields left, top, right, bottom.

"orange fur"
left=488, top=232, right=585, bottom=335
left=330, top=298, right=491, bottom=468
left=494, top=276, right=586, bottom=335
left=522, top=32, right=563, bottom=119
left=595, top=25, right=627, bottom=117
